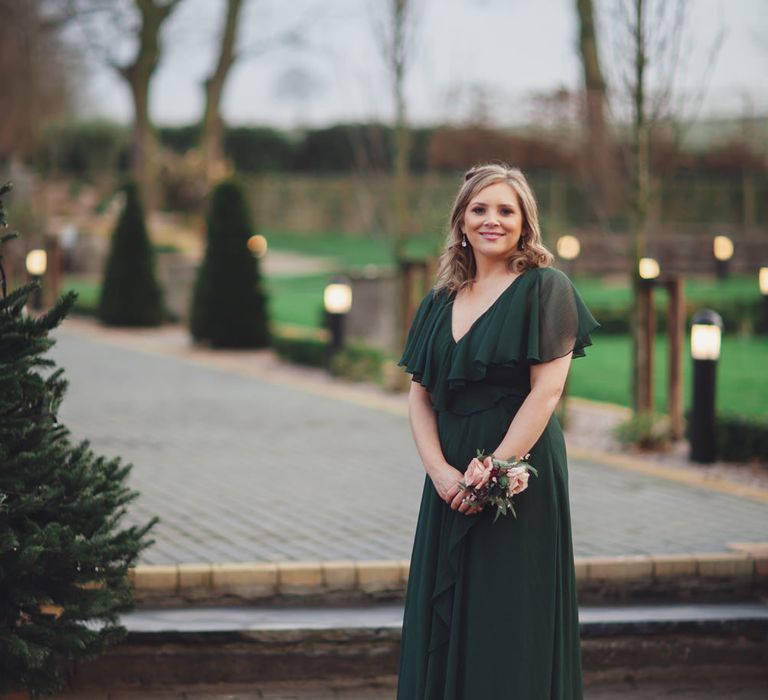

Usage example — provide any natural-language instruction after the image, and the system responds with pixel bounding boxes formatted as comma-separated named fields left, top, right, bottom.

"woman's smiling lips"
left=479, top=231, right=505, bottom=240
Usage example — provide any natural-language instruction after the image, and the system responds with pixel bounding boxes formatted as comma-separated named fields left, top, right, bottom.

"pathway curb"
left=130, top=549, right=768, bottom=607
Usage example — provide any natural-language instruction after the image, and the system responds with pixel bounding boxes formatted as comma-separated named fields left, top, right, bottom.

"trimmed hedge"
left=99, top=181, right=164, bottom=326
left=272, top=333, right=327, bottom=368
left=190, top=178, right=270, bottom=347
left=716, top=414, right=768, bottom=463
left=272, top=331, right=389, bottom=384
left=588, top=298, right=762, bottom=335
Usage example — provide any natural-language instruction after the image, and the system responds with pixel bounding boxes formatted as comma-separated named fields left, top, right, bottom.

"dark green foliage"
left=272, top=333, right=327, bottom=368
left=292, top=123, right=432, bottom=173
left=190, top=179, right=270, bottom=347
left=99, top=182, right=164, bottom=326
left=224, top=127, right=295, bottom=172
left=716, top=414, right=768, bottom=463
left=581, top=298, right=762, bottom=335
left=0, top=184, right=157, bottom=697
left=157, top=124, right=202, bottom=154
left=36, top=121, right=129, bottom=178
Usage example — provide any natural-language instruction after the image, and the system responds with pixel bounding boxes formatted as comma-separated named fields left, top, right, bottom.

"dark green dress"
left=396, top=266, right=599, bottom=700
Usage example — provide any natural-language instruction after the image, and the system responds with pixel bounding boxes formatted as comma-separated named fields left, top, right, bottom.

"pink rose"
left=464, top=458, right=492, bottom=489
left=505, top=466, right=529, bottom=496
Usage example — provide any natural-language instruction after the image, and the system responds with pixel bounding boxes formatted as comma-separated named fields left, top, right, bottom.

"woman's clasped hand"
left=430, top=456, right=493, bottom=516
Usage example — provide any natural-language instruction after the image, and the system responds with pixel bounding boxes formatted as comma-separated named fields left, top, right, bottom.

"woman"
left=397, top=163, right=599, bottom=699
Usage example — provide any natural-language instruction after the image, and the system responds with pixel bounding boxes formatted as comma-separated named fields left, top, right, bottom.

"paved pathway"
left=51, top=322, right=768, bottom=566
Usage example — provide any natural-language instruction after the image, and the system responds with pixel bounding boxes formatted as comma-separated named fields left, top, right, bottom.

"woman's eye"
left=471, top=206, right=485, bottom=214
left=501, top=208, right=514, bottom=216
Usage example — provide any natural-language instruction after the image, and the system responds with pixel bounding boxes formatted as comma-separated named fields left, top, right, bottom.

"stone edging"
left=129, top=551, right=768, bottom=603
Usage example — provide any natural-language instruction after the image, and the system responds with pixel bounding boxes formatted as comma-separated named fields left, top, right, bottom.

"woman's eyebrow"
left=469, top=200, right=516, bottom=208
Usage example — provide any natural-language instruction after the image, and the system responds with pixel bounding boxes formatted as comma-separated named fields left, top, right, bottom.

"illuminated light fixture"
left=247, top=234, right=268, bottom=258
left=689, top=308, right=723, bottom=463
left=638, top=257, right=660, bottom=280
left=324, top=280, right=353, bottom=315
left=556, top=235, right=580, bottom=260
left=690, top=309, right=723, bottom=361
left=758, top=267, right=768, bottom=334
left=713, top=235, right=734, bottom=262
left=759, top=267, right=768, bottom=296
left=25, top=249, right=47, bottom=276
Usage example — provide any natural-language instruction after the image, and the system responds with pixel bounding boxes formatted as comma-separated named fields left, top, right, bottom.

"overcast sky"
left=78, top=0, right=768, bottom=128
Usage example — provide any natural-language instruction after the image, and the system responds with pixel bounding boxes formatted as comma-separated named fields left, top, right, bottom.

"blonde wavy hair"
left=434, top=163, right=554, bottom=293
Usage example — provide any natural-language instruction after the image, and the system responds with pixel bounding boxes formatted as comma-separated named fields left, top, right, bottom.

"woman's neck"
left=473, top=255, right=514, bottom=284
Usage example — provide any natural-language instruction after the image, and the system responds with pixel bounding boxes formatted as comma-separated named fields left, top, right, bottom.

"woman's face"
left=462, top=181, right=524, bottom=262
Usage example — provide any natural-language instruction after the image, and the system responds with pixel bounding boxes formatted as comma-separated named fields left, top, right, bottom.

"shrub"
left=224, top=127, right=295, bottom=173
left=272, top=333, right=327, bottom=367
left=37, top=120, right=129, bottom=178
left=99, top=181, right=165, bottom=326
left=716, top=414, right=768, bottom=463
left=190, top=178, right=270, bottom=347
left=0, top=182, right=157, bottom=697
left=329, top=341, right=387, bottom=383
left=615, top=411, right=672, bottom=450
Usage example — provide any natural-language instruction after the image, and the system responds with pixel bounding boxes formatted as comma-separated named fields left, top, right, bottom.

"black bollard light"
left=323, top=276, right=352, bottom=359
left=25, top=248, right=47, bottom=311
left=689, top=309, right=723, bottom=463
left=759, top=267, right=768, bottom=335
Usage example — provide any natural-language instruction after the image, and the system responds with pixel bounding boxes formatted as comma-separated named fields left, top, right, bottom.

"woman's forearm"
left=492, top=387, right=561, bottom=461
left=408, top=387, right=449, bottom=477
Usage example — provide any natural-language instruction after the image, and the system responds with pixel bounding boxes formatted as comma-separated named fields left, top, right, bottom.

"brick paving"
left=50, top=321, right=768, bottom=567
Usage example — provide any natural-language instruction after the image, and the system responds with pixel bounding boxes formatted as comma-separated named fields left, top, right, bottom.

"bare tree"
left=575, top=0, right=615, bottom=221
left=371, top=0, right=421, bottom=350
left=66, top=0, right=183, bottom=208
left=389, top=0, right=412, bottom=265
left=608, top=0, right=688, bottom=417
left=0, top=0, right=78, bottom=163
left=200, top=0, right=245, bottom=185
left=120, top=0, right=183, bottom=208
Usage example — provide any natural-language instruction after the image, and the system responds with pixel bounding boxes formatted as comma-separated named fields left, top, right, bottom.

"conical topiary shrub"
left=99, top=181, right=164, bottom=326
left=190, top=178, right=270, bottom=347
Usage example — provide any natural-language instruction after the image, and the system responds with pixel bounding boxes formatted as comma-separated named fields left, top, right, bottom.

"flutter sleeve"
left=527, top=267, right=600, bottom=364
left=398, top=289, right=442, bottom=385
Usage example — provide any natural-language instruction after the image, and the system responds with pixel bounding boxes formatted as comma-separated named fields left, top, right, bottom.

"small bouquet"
left=459, top=449, right=539, bottom=522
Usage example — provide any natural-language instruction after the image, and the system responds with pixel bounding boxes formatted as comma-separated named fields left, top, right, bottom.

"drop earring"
left=461, top=234, right=467, bottom=248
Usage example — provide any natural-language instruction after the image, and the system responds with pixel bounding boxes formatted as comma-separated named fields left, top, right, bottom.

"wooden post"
left=400, top=260, right=415, bottom=344
left=666, top=276, right=685, bottom=440
left=638, top=280, right=655, bottom=413
left=44, top=234, right=62, bottom=308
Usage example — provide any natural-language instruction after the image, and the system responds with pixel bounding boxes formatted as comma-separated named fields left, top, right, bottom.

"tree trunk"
left=575, top=0, right=615, bottom=221
left=390, top=0, right=412, bottom=352
left=118, top=0, right=181, bottom=211
left=200, top=0, right=244, bottom=185
left=630, top=0, right=652, bottom=416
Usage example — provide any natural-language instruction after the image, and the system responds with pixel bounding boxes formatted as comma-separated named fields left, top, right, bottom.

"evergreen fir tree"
left=0, top=182, right=158, bottom=697
left=190, top=178, right=270, bottom=347
left=99, top=181, right=164, bottom=326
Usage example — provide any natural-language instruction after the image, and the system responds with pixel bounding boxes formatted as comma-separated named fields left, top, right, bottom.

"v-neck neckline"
left=449, top=272, right=526, bottom=345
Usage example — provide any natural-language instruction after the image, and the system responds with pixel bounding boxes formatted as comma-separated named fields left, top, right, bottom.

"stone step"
left=69, top=601, right=768, bottom=691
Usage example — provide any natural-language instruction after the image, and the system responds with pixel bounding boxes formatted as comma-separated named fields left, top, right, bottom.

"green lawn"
left=568, top=334, right=767, bottom=419
left=264, top=230, right=442, bottom=268
left=62, top=234, right=767, bottom=420
left=571, top=273, right=761, bottom=311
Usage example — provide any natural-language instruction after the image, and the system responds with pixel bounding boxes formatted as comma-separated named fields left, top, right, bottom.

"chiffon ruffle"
left=397, top=267, right=600, bottom=415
